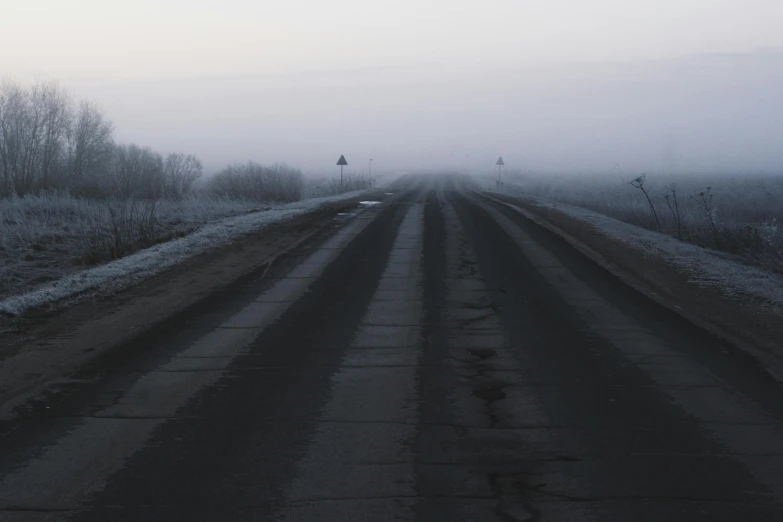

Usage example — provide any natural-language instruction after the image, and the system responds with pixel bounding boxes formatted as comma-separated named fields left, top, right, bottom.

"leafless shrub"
left=109, top=144, right=167, bottom=200
left=77, top=199, right=160, bottom=264
left=164, top=153, right=202, bottom=199
left=306, top=173, right=371, bottom=197
left=208, top=162, right=304, bottom=202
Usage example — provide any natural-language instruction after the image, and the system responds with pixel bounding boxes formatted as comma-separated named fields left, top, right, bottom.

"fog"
left=3, top=1, right=783, bottom=176
left=65, top=51, right=781, bottom=176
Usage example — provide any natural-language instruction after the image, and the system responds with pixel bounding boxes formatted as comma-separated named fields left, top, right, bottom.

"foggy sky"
left=2, top=1, right=782, bottom=175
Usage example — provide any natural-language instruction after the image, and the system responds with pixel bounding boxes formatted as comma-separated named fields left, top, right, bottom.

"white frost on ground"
left=490, top=186, right=783, bottom=309
left=0, top=190, right=365, bottom=317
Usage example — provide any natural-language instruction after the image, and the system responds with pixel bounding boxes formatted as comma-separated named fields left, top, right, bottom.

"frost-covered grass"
left=506, top=197, right=783, bottom=310
left=0, top=193, right=266, bottom=297
left=482, top=172, right=783, bottom=273
left=0, top=190, right=364, bottom=314
left=305, top=174, right=372, bottom=198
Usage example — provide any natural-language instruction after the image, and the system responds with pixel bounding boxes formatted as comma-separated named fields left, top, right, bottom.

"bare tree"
left=34, top=83, right=71, bottom=190
left=208, top=162, right=303, bottom=202
left=0, top=80, right=204, bottom=202
left=163, top=153, right=202, bottom=199
left=67, top=101, right=114, bottom=193
left=0, top=81, right=29, bottom=196
left=0, top=80, right=71, bottom=195
left=110, top=144, right=165, bottom=199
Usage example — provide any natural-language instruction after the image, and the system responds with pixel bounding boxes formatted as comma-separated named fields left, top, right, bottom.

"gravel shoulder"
left=482, top=190, right=783, bottom=382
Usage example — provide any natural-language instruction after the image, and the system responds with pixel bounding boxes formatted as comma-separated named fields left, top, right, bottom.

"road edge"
left=0, top=197, right=382, bottom=425
left=475, top=190, right=783, bottom=385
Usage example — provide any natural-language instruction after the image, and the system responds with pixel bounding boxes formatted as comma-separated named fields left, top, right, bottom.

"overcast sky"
left=2, top=0, right=782, bottom=175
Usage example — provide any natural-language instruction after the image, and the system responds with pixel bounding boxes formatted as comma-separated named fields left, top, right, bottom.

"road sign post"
left=496, top=156, right=504, bottom=186
left=337, top=155, right=348, bottom=191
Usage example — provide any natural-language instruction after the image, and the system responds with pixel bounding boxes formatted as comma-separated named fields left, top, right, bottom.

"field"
left=492, top=171, right=783, bottom=273
left=304, top=173, right=373, bottom=198
left=0, top=194, right=273, bottom=299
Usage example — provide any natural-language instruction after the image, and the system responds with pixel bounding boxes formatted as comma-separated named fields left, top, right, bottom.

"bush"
left=208, top=162, right=304, bottom=202
left=305, top=173, right=372, bottom=197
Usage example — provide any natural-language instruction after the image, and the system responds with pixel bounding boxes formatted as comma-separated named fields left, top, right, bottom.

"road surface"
left=1, top=174, right=782, bottom=521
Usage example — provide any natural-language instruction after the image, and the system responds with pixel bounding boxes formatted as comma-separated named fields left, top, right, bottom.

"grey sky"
left=2, top=1, right=782, bottom=174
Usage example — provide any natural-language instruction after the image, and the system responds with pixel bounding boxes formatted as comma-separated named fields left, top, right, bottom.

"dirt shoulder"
left=0, top=195, right=371, bottom=417
left=484, top=191, right=783, bottom=381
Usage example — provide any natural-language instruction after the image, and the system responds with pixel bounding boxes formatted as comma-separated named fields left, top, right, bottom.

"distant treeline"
left=0, top=80, right=305, bottom=202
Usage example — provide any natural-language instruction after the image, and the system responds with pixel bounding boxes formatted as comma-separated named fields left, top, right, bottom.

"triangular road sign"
left=496, top=157, right=505, bottom=166
left=337, top=155, right=348, bottom=166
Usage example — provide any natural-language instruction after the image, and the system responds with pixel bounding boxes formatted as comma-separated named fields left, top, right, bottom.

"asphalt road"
left=1, top=174, right=782, bottom=521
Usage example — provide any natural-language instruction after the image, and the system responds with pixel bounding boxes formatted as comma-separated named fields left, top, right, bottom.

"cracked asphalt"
left=1, top=174, right=783, bottom=521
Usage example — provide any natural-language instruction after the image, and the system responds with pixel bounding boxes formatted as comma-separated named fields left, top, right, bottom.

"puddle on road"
left=359, top=201, right=382, bottom=206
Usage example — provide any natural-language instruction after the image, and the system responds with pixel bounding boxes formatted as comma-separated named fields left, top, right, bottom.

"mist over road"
left=1, top=175, right=782, bottom=521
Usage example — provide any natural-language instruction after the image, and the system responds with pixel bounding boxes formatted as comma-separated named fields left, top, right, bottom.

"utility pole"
left=369, top=158, right=374, bottom=187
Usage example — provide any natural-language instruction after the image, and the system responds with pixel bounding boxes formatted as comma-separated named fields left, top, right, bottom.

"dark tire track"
left=64, top=195, right=418, bottom=522
left=449, top=188, right=781, bottom=521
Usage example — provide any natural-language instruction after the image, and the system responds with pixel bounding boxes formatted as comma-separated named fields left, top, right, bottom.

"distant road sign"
left=496, top=157, right=504, bottom=166
left=337, top=155, right=348, bottom=191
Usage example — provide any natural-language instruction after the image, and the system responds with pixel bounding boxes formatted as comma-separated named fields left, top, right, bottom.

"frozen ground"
left=0, top=190, right=366, bottom=317
left=1, top=194, right=265, bottom=294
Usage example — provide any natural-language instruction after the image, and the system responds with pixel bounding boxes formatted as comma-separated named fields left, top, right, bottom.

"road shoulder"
left=0, top=196, right=372, bottom=421
left=481, top=191, right=783, bottom=383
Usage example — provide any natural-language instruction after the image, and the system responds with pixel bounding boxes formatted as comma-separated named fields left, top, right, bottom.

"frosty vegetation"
left=0, top=81, right=195, bottom=199
left=305, top=173, right=374, bottom=198
left=0, top=79, right=368, bottom=301
left=499, top=170, right=783, bottom=274
left=0, top=191, right=367, bottom=318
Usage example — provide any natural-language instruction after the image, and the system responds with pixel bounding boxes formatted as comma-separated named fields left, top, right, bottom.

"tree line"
left=0, top=80, right=305, bottom=202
